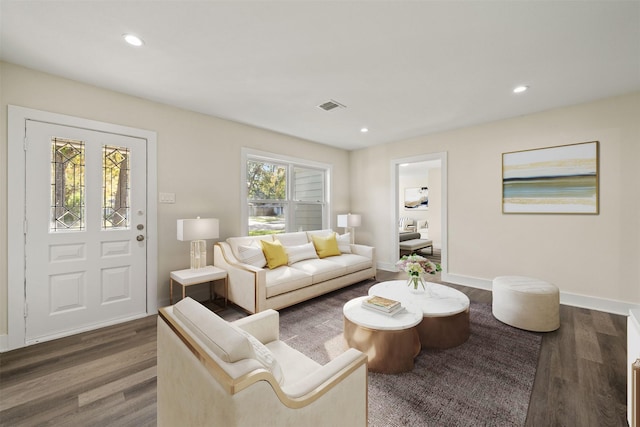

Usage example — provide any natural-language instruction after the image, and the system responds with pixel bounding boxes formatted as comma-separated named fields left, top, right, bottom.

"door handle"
left=136, top=235, right=145, bottom=242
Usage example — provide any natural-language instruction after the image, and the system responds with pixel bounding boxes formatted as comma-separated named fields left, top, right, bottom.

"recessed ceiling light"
left=123, top=34, right=144, bottom=47
left=360, top=127, right=369, bottom=133
left=513, top=85, right=529, bottom=94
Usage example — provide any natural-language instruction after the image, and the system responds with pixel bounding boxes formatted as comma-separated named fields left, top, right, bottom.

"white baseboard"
left=558, top=292, right=639, bottom=316
left=376, top=261, right=397, bottom=272
left=0, top=334, right=8, bottom=353
left=442, top=273, right=493, bottom=291
left=444, top=273, right=639, bottom=316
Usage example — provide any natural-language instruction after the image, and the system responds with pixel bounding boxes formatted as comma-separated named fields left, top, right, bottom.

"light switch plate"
left=159, top=192, right=175, bottom=203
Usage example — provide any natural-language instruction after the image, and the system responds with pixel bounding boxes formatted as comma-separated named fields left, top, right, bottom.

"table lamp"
left=337, top=213, right=361, bottom=244
left=177, top=217, right=219, bottom=269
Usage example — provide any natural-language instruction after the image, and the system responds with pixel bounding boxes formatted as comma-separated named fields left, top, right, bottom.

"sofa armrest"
left=214, top=242, right=267, bottom=313
left=280, top=348, right=368, bottom=399
left=351, top=244, right=374, bottom=260
left=232, top=309, right=279, bottom=343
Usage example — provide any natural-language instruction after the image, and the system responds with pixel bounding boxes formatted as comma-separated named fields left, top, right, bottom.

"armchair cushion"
left=175, top=298, right=285, bottom=383
left=173, top=297, right=252, bottom=363
left=240, top=329, right=284, bottom=384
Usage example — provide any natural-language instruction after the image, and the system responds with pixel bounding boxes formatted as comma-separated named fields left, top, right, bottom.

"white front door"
left=24, top=120, right=148, bottom=344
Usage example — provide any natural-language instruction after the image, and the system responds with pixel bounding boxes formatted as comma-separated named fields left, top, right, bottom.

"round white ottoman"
left=492, top=276, right=560, bottom=332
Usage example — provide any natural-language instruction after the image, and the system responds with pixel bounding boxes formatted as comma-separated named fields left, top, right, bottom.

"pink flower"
left=396, top=254, right=441, bottom=275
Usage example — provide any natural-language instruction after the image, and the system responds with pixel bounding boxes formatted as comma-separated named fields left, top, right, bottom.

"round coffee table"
left=368, top=280, right=470, bottom=349
left=343, top=296, right=423, bottom=374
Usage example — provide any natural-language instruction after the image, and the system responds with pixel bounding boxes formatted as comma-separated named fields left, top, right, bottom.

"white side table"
left=169, top=265, right=228, bottom=307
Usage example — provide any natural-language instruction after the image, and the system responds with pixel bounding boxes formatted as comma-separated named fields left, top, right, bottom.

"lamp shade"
left=337, top=213, right=361, bottom=228
left=177, top=218, right=219, bottom=241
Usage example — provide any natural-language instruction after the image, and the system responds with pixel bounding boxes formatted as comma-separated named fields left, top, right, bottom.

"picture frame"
left=502, top=141, right=599, bottom=214
left=404, top=187, right=429, bottom=210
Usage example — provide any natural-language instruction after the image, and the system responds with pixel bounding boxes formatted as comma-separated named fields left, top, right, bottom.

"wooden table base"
left=417, top=310, right=470, bottom=349
left=344, top=317, right=421, bottom=374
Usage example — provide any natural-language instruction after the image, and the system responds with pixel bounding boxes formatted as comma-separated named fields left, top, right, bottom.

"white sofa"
left=214, top=230, right=376, bottom=314
left=157, top=297, right=368, bottom=426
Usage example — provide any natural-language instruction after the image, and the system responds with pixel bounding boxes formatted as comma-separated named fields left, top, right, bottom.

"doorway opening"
left=391, top=152, right=447, bottom=273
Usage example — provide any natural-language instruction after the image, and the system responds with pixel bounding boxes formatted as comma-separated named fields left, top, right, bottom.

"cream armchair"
left=157, top=297, right=368, bottom=426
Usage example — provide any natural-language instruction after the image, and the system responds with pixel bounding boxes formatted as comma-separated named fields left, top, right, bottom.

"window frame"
left=241, top=148, right=332, bottom=236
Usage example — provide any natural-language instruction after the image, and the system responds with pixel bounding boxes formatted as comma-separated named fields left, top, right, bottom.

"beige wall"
left=2, top=61, right=638, bottom=340
left=0, top=62, right=352, bottom=336
left=351, top=92, right=640, bottom=307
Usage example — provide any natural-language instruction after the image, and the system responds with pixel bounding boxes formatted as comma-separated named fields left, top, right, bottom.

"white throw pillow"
left=336, top=233, right=352, bottom=253
left=285, top=242, right=319, bottom=265
left=236, top=328, right=284, bottom=384
left=237, top=244, right=267, bottom=268
left=275, top=232, right=309, bottom=248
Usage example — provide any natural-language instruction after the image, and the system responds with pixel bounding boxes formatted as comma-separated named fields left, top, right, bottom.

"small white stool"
left=492, top=276, right=560, bottom=332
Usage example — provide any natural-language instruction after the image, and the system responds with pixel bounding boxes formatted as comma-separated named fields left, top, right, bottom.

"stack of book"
left=362, top=295, right=403, bottom=316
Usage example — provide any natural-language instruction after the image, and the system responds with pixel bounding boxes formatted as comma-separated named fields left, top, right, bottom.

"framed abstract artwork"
left=502, top=141, right=599, bottom=214
left=404, top=187, right=429, bottom=210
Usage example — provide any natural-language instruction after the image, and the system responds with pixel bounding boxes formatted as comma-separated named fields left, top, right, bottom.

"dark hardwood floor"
left=0, top=270, right=628, bottom=426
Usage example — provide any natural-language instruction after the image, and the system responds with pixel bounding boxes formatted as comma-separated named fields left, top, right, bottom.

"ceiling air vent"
left=317, top=100, right=346, bottom=111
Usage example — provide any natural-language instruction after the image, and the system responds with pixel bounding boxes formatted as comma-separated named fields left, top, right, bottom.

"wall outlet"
left=159, top=192, right=175, bottom=203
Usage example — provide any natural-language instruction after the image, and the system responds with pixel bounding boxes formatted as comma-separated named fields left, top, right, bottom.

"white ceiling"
left=1, top=1, right=639, bottom=150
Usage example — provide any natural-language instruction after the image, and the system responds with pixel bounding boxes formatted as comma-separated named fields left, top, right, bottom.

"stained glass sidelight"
left=50, top=138, right=85, bottom=231
left=102, top=145, right=130, bottom=229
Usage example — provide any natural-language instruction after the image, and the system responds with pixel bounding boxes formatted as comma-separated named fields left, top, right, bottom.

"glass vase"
left=407, top=274, right=425, bottom=291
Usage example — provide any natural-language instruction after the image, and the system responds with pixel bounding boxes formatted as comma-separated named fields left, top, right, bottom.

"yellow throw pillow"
left=260, top=239, right=288, bottom=269
left=311, top=233, right=341, bottom=258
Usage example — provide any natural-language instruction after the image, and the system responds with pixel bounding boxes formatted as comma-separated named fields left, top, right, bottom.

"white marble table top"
left=368, top=280, right=470, bottom=318
left=170, top=265, right=227, bottom=285
left=343, top=296, right=423, bottom=331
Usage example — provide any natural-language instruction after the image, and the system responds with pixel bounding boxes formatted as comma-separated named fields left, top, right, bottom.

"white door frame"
left=391, top=152, right=448, bottom=275
left=6, top=105, right=158, bottom=351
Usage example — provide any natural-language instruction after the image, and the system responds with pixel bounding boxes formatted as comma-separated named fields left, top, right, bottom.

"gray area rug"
left=277, top=280, right=542, bottom=427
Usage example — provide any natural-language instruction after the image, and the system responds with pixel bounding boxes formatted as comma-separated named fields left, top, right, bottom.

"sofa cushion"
left=284, top=242, right=318, bottom=265
left=336, top=233, right=352, bottom=254
left=261, top=240, right=289, bottom=269
left=322, top=253, right=372, bottom=274
left=311, top=233, right=341, bottom=258
left=173, top=297, right=253, bottom=363
left=265, top=267, right=313, bottom=298
left=275, top=231, right=309, bottom=247
left=290, top=258, right=347, bottom=283
left=237, top=244, right=267, bottom=268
